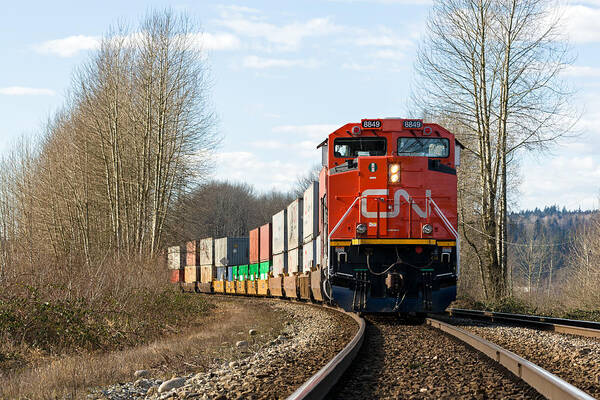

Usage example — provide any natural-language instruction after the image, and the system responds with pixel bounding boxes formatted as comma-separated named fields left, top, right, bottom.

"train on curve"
left=167, top=118, right=461, bottom=314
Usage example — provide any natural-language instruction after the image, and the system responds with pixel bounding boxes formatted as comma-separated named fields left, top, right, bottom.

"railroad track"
left=294, top=310, right=596, bottom=399
left=448, top=308, right=600, bottom=338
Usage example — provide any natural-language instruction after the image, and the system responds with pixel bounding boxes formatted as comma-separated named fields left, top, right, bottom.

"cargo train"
left=168, top=118, right=461, bottom=314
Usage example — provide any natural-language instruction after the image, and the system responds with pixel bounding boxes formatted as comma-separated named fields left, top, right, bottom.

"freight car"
left=168, top=118, right=460, bottom=315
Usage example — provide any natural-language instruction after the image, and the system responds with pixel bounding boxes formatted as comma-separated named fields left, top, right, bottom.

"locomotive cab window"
left=333, top=138, right=387, bottom=158
left=397, top=137, right=449, bottom=158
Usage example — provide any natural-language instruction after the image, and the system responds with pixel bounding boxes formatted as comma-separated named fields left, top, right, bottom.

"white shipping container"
left=200, top=266, right=215, bottom=283
left=168, top=246, right=183, bottom=270
left=272, top=253, right=287, bottom=277
left=287, top=198, right=303, bottom=250
left=288, top=247, right=302, bottom=274
left=272, top=209, right=287, bottom=255
left=316, top=234, right=322, bottom=267
left=303, top=182, right=319, bottom=244
left=199, top=238, right=214, bottom=266
left=302, top=240, right=317, bottom=273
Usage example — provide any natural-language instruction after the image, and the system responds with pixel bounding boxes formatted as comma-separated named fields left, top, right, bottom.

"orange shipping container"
left=250, top=228, right=260, bottom=264
left=186, top=241, right=200, bottom=266
left=169, top=269, right=184, bottom=283
left=259, top=223, right=272, bottom=262
left=184, top=266, right=198, bottom=283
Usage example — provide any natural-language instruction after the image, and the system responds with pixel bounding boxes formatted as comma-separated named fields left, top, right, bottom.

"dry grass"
left=0, top=296, right=285, bottom=400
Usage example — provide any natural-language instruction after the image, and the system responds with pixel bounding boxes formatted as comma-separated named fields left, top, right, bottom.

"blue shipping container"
left=216, top=267, right=227, bottom=281
left=227, top=266, right=235, bottom=281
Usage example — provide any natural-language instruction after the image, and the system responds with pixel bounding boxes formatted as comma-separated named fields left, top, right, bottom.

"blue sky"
left=1, top=0, right=599, bottom=210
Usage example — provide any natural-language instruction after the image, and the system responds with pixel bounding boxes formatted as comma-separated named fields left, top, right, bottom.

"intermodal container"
left=249, top=228, right=260, bottom=264
left=302, top=181, right=319, bottom=244
left=259, top=223, right=272, bottom=262
left=316, top=234, right=323, bottom=267
left=232, top=266, right=239, bottom=281
left=287, top=198, right=303, bottom=251
left=227, top=266, right=235, bottom=281
left=216, top=267, right=227, bottom=281
left=259, top=260, right=272, bottom=280
left=168, top=246, right=185, bottom=270
left=273, top=253, right=287, bottom=277
left=215, top=237, right=250, bottom=267
left=288, top=247, right=302, bottom=274
left=184, top=266, right=198, bottom=283
left=169, top=268, right=184, bottom=283
left=249, top=263, right=259, bottom=281
left=200, top=265, right=215, bottom=283
left=272, top=209, right=287, bottom=255
left=186, top=240, right=200, bottom=267
left=238, top=265, right=248, bottom=281
left=302, top=240, right=317, bottom=273
left=199, top=238, right=214, bottom=266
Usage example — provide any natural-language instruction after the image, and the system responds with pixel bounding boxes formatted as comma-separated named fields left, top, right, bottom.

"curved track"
left=427, top=318, right=595, bottom=400
left=287, top=308, right=365, bottom=400
left=448, top=308, right=600, bottom=338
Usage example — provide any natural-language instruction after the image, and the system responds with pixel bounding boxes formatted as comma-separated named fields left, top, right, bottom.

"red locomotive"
left=317, top=118, right=460, bottom=313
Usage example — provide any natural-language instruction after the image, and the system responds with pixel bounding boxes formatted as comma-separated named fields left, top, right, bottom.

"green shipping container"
left=249, top=263, right=259, bottom=281
left=259, top=260, right=272, bottom=280
left=232, top=266, right=239, bottom=281
left=238, top=265, right=248, bottom=281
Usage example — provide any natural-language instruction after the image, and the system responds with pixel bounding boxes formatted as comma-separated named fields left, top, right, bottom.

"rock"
left=579, top=347, right=592, bottom=355
left=158, top=377, right=186, bottom=393
left=229, top=361, right=239, bottom=368
left=277, top=335, right=287, bottom=342
left=147, top=386, right=157, bottom=396
left=236, top=340, right=248, bottom=348
left=249, top=329, right=257, bottom=335
left=420, top=388, right=428, bottom=393
left=134, top=369, right=150, bottom=378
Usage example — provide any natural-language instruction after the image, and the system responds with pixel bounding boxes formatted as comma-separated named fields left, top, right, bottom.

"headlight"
left=389, top=163, right=400, bottom=183
left=422, top=224, right=433, bottom=234
left=356, top=223, right=367, bottom=234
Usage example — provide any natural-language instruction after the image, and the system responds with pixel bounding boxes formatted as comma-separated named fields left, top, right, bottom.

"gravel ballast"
left=89, top=300, right=357, bottom=400
left=445, top=317, right=600, bottom=398
left=328, top=315, right=543, bottom=399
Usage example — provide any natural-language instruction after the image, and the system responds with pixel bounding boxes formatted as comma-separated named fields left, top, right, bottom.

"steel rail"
left=287, top=308, right=366, bottom=400
left=427, top=318, right=595, bottom=400
left=448, top=308, right=600, bottom=339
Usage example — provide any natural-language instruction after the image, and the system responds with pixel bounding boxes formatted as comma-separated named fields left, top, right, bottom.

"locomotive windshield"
left=333, top=138, right=386, bottom=158
left=397, top=137, right=449, bottom=158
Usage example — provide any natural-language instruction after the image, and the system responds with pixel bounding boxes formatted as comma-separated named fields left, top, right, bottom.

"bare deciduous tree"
left=413, top=0, right=575, bottom=301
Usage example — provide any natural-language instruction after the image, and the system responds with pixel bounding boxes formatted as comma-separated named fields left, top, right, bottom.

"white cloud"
left=520, top=155, right=600, bottom=210
left=192, top=32, right=241, bottom=51
left=563, top=65, right=600, bottom=77
left=242, top=55, right=319, bottom=69
left=34, top=35, right=100, bottom=57
left=342, top=62, right=377, bottom=71
left=217, top=15, right=343, bottom=50
left=0, top=86, right=55, bottom=96
left=272, top=124, right=340, bottom=140
left=250, top=140, right=285, bottom=149
left=214, top=151, right=303, bottom=191
left=561, top=5, right=600, bottom=43
left=329, top=0, right=431, bottom=3
left=355, top=34, right=413, bottom=48
left=372, top=49, right=405, bottom=59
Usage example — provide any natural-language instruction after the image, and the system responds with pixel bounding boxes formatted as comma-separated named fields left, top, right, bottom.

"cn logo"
left=361, top=189, right=429, bottom=219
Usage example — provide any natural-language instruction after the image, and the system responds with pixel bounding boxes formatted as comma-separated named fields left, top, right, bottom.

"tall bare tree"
left=413, top=0, right=574, bottom=301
